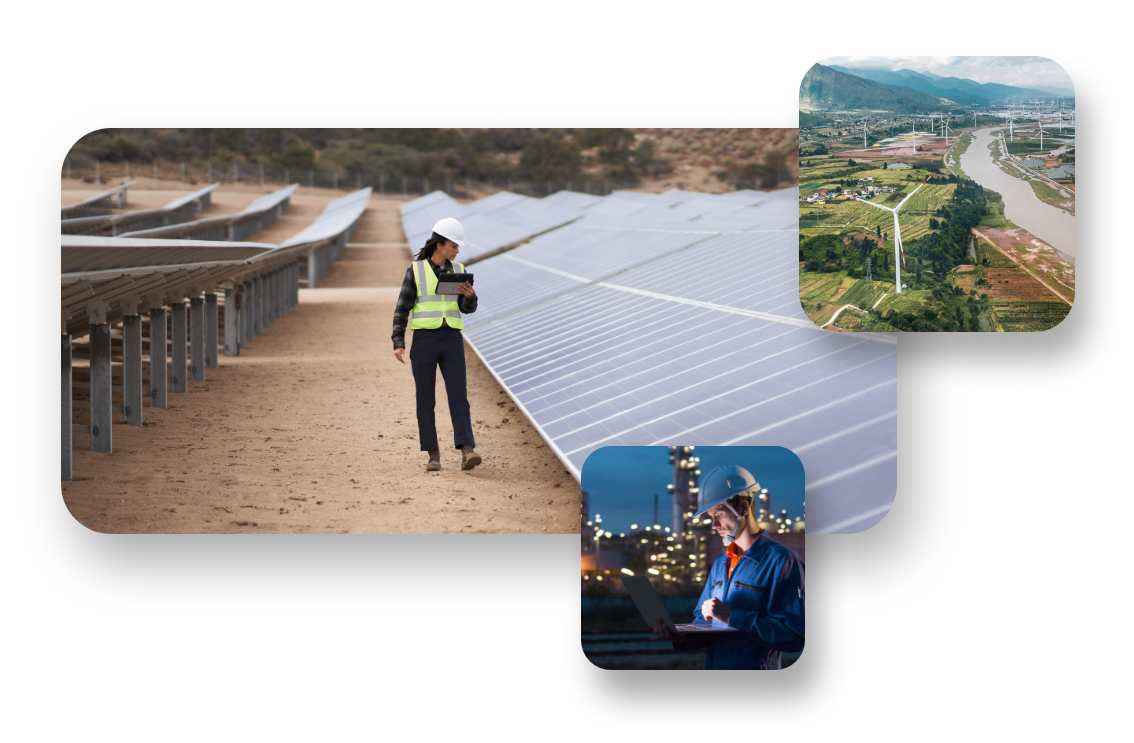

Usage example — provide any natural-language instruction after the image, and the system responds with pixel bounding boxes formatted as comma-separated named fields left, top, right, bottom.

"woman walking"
left=392, top=218, right=482, bottom=472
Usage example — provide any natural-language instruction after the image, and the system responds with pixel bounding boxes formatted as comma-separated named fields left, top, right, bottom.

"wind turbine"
left=851, top=176, right=932, bottom=294
left=862, top=120, right=869, bottom=149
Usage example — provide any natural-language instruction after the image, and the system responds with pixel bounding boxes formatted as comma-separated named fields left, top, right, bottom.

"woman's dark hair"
left=415, top=232, right=452, bottom=261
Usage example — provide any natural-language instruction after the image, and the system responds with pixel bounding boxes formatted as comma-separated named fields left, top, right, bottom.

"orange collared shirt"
left=726, top=543, right=744, bottom=580
left=726, top=530, right=763, bottom=580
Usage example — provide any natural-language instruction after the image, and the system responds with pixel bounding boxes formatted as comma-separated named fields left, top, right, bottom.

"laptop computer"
left=621, top=575, right=738, bottom=634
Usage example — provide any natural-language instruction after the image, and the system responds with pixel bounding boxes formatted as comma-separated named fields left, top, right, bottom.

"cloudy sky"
left=819, top=56, right=1074, bottom=93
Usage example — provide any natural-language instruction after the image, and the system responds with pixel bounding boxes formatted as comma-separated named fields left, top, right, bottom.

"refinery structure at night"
left=581, top=447, right=805, bottom=594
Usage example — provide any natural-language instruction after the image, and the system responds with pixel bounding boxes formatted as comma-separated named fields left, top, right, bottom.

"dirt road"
left=62, top=192, right=581, bottom=534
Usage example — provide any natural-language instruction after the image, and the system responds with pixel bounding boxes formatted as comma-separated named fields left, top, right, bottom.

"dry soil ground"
left=974, top=226, right=1075, bottom=299
left=62, top=188, right=581, bottom=534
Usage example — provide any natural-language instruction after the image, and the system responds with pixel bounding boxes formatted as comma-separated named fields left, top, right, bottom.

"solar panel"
left=236, top=183, right=298, bottom=215
left=462, top=190, right=529, bottom=214
left=540, top=190, right=603, bottom=210
left=279, top=187, right=371, bottom=247
left=400, top=190, right=596, bottom=261
left=454, top=187, right=897, bottom=534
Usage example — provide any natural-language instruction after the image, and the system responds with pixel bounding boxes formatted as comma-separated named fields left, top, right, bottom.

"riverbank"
left=960, top=127, right=1075, bottom=257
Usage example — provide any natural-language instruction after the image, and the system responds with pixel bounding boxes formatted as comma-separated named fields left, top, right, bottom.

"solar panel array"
left=280, top=187, right=371, bottom=247
left=399, top=189, right=600, bottom=260
left=402, top=188, right=898, bottom=534
left=118, top=184, right=299, bottom=241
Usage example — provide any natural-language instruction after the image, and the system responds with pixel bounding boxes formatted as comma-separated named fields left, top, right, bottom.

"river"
left=959, top=127, right=1076, bottom=260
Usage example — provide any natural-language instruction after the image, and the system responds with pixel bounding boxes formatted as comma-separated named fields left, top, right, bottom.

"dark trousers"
left=409, top=326, right=475, bottom=452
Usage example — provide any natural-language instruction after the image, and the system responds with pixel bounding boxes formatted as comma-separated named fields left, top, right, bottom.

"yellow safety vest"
left=410, top=259, right=465, bottom=330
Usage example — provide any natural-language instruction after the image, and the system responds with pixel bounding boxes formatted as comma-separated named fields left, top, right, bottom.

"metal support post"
left=243, top=280, right=254, bottom=344
left=205, top=291, right=218, bottom=368
left=275, top=269, right=284, bottom=319
left=62, top=334, right=72, bottom=480
left=254, top=275, right=264, bottom=335
left=224, top=287, right=239, bottom=356
left=171, top=301, right=188, bottom=393
left=307, top=252, right=317, bottom=289
left=89, top=323, right=113, bottom=453
left=189, top=296, right=205, bottom=381
left=270, top=269, right=280, bottom=323
left=149, top=308, right=167, bottom=408
left=274, top=268, right=282, bottom=321
left=262, top=272, right=273, bottom=326
left=123, top=314, right=143, bottom=426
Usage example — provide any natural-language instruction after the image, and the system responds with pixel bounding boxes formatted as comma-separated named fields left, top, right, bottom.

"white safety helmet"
left=695, top=464, right=760, bottom=546
left=431, top=217, right=466, bottom=247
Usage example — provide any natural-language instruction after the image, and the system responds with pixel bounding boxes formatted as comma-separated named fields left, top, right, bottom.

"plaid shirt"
left=392, top=259, right=478, bottom=350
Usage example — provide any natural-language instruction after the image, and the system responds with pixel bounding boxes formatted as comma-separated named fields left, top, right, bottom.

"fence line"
left=62, top=159, right=774, bottom=199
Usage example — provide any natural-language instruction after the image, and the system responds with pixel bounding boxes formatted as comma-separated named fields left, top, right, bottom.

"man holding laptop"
left=643, top=464, right=805, bottom=669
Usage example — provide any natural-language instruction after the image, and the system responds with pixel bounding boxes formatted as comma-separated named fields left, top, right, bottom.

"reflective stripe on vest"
left=410, top=259, right=464, bottom=330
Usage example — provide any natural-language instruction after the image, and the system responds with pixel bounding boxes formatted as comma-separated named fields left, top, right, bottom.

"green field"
left=1005, top=139, right=1062, bottom=156
left=1028, top=180, right=1071, bottom=212
left=798, top=270, right=895, bottom=326
left=989, top=301, right=1071, bottom=332
left=949, top=133, right=972, bottom=179
left=840, top=280, right=890, bottom=309
left=978, top=192, right=1013, bottom=229
left=1002, top=164, right=1033, bottom=182
left=875, top=289, right=933, bottom=315
left=976, top=239, right=1016, bottom=267
left=803, top=181, right=954, bottom=244
left=799, top=271, right=848, bottom=303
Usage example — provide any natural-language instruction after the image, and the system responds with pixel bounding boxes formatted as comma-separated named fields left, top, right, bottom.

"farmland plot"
left=992, top=301, right=1071, bottom=332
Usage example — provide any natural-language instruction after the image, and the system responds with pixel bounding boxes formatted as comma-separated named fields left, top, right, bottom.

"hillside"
left=799, top=64, right=949, bottom=113
left=63, top=128, right=798, bottom=198
left=829, top=65, right=982, bottom=103
left=829, top=65, right=1061, bottom=104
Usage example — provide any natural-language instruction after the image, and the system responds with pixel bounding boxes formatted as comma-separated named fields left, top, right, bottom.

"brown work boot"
left=461, top=445, right=482, bottom=471
left=426, top=451, right=441, bottom=472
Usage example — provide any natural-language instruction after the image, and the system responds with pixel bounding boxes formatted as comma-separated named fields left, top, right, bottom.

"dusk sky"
left=581, top=446, right=805, bottom=535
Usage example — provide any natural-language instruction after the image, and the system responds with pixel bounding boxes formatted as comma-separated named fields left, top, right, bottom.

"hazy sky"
left=581, top=446, right=805, bottom=535
left=819, top=56, right=1074, bottom=92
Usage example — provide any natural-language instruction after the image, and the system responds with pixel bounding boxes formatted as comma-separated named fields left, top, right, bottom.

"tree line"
left=65, top=128, right=795, bottom=189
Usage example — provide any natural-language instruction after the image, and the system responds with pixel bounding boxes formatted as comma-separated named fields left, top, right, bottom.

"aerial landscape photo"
left=798, top=56, right=1075, bottom=332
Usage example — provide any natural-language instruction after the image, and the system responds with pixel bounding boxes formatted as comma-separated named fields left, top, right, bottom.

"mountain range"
left=799, top=64, right=952, bottom=114
left=827, top=65, right=1070, bottom=104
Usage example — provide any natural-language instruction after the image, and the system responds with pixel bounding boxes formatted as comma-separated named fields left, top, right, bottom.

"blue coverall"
left=683, top=530, right=805, bottom=670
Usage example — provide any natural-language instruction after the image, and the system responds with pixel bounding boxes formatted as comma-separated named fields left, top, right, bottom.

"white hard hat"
left=695, top=464, right=759, bottom=516
left=431, top=217, right=466, bottom=247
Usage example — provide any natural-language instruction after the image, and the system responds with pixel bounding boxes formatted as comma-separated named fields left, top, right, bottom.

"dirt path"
left=823, top=303, right=867, bottom=328
left=62, top=195, right=581, bottom=534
